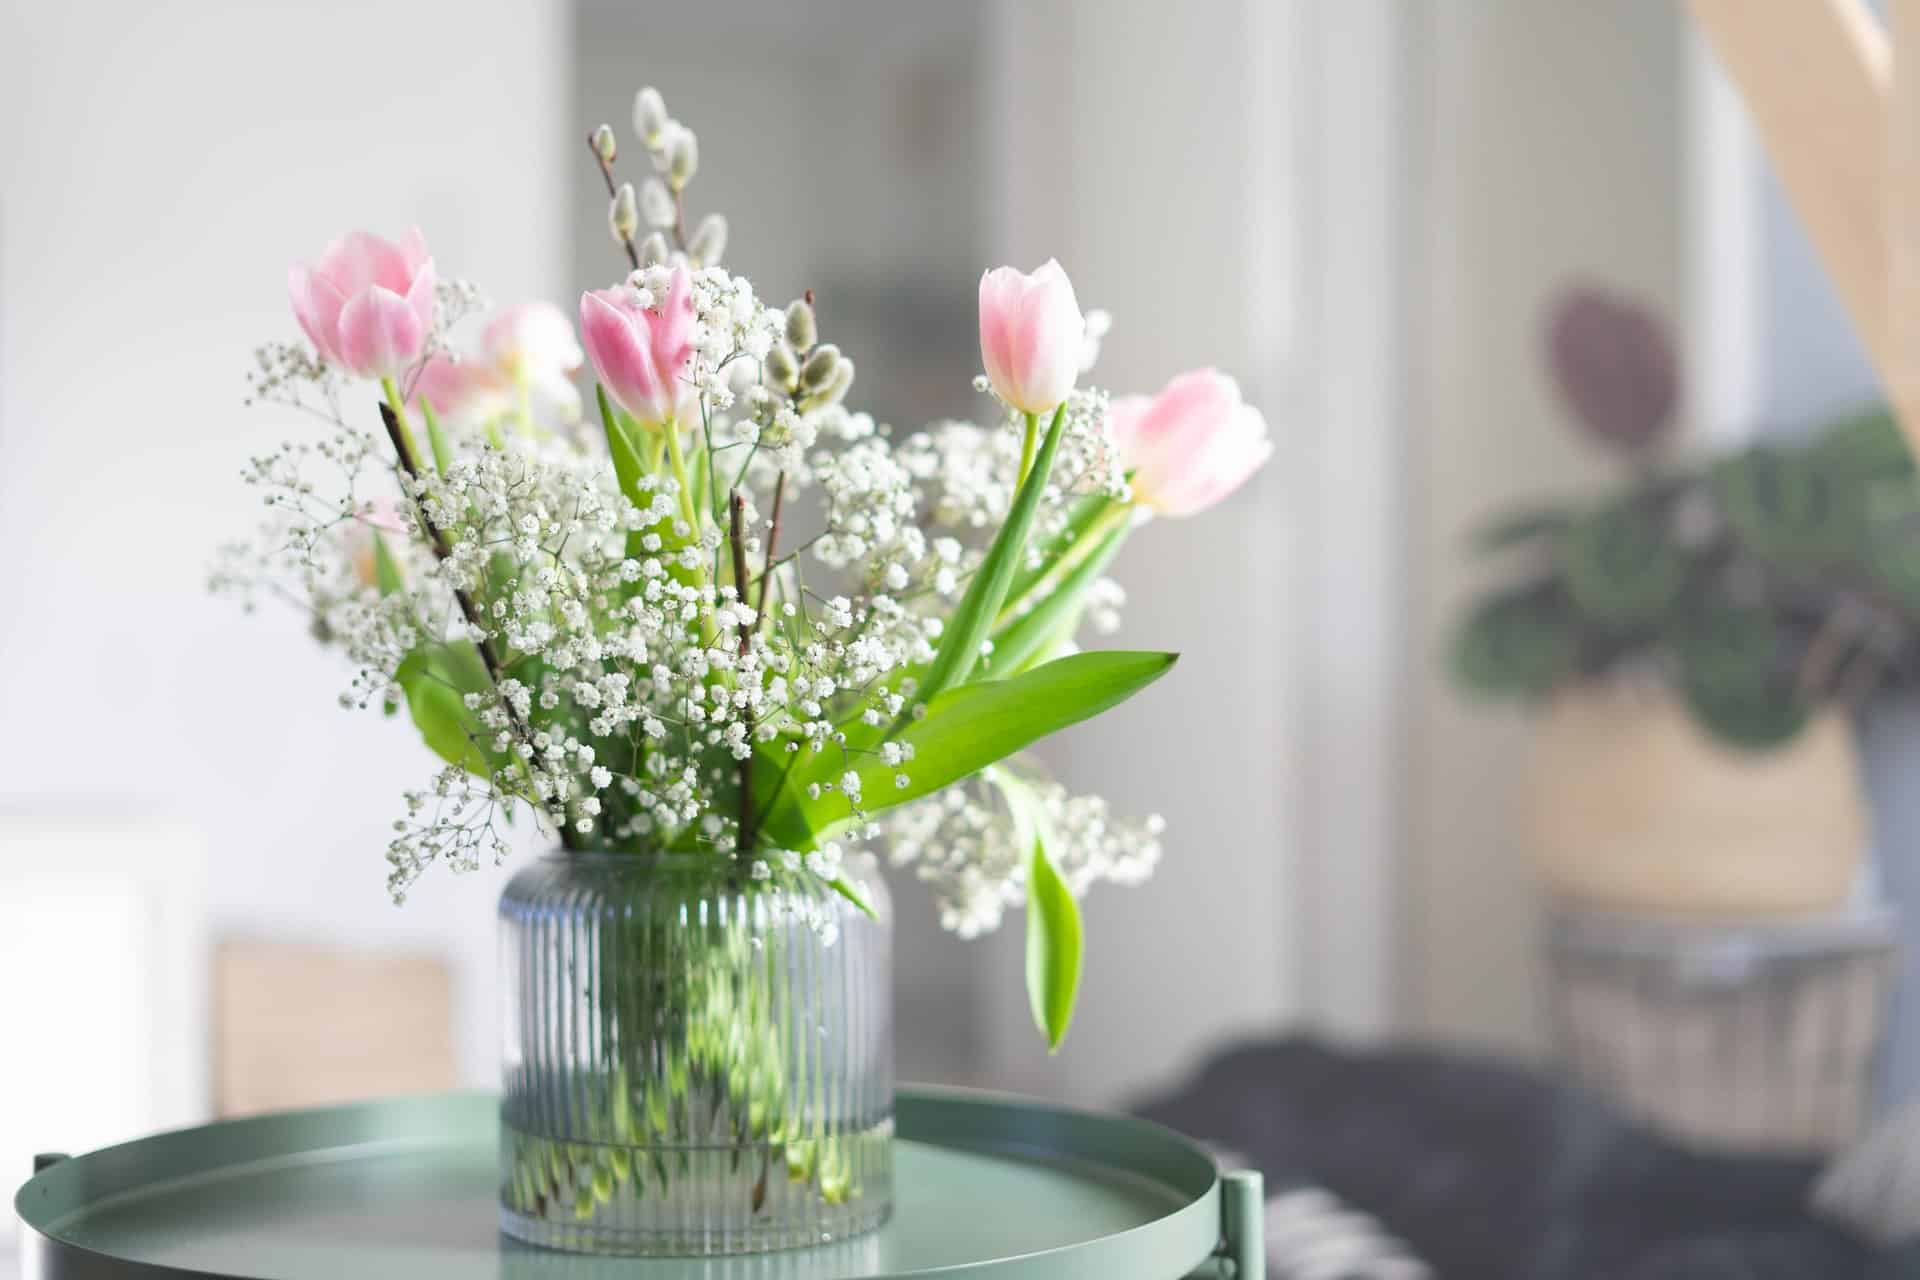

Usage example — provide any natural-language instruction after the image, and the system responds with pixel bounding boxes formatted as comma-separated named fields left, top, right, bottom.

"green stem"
left=662, top=417, right=702, bottom=533
left=1016, top=411, right=1040, bottom=488
left=379, top=378, right=425, bottom=472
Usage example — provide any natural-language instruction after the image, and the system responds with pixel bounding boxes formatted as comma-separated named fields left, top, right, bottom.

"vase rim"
left=540, top=847, right=718, bottom=867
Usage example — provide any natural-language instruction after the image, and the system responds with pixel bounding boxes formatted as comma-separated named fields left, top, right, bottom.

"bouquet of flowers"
left=216, top=84, right=1272, bottom=1053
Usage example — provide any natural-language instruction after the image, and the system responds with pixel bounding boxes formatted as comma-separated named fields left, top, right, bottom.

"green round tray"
left=15, top=1088, right=1260, bottom=1280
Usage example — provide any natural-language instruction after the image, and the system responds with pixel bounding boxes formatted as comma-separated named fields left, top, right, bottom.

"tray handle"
left=1188, top=1168, right=1264, bottom=1279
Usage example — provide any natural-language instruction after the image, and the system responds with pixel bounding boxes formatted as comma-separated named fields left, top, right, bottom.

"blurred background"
left=9, top=0, right=1920, bottom=1274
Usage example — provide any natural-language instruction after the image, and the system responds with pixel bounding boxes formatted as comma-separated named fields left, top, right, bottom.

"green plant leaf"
left=599, top=384, right=649, bottom=506
left=826, top=876, right=877, bottom=922
left=1713, top=445, right=1852, bottom=569
left=420, top=398, right=453, bottom=475
left=1452, top=588, right=1579, bottom=698
left=1472, top=506, right=1573, bottom=553
left=917, top=403, right=1069, bottom=704
left=982, top=523, right=1128, bottom=676
left=371, top=531, right=405, bottom=596
left=1000, top=494, right=1122, bottom=622
left=758, top=649, right=1177, bottom=847
left=1560, top=501, right=1687, bottom=626
left=394, top=646, right=510, bottom=778
left=1013, top=782, right=1082, bottom=1051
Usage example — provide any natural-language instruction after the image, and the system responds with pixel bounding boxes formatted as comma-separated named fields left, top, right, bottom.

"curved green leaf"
left=1014, top=782, right=1082, bottom=1051
left=758, top=649, right=1177, bottom=848
left=395, top=646, right=511, bottom=779
left=420, top=398, right=453, bottom=475
left=370, top=531, right=405, bottom=597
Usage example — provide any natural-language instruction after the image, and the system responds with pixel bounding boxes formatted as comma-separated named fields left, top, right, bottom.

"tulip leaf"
left=915, top=403, right=1069, bottom=705
left=420, top=398, right=453, bottom=476
left=1009, top=778, right=1082, bottom=1051
left=758, top=648, right=1176, bottom=848
left=1001, top=495, right=1122, bottom=622
left=371, top=531, right=405, bottom=597
left=827, top=875, right=878, bottom=922
left=599, top=384, right=648, bottom=503
left=982, top=523, right=1128, bottom=677
left=394, top=645, right=512, bottom=780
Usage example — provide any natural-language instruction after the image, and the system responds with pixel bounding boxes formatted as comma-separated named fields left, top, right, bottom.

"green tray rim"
left=14, top=1087, right=1224, bottom=1280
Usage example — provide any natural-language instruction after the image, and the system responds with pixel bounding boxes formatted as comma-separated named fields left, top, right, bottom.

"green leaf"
left=394, top=646, right=509, bottom=778
left=420, top=398, right=453, bottom=475
left=1560, top=501, right=1686, bottom=626
left=758, top=649, right=1177, bottom=847
left=982, top=523, right=1128, bottom=676
left=1472, top=506, right=1573, bottom=553
left=370, top=531, right=405, bottom=597
left=826, top=876, right=878, bottom=922
left=599, top=384, right=648, bottom=506
left=1452, top=588, right=1579, bottom=699
left=1014, top=783, right=1082, bottom=1051
left=917, top=403, right=1069, bottom=703
left=1001, top=494, right=1121, bottom=620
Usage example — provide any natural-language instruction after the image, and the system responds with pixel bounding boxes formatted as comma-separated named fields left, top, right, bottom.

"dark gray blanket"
left=1134, top=1037, right=1880, bottom=1279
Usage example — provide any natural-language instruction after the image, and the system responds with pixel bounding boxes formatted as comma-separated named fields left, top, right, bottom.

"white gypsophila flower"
left=880, top=763, right=1163, bottom=938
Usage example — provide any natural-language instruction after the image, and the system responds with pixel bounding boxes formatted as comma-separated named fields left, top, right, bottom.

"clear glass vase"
left=497, top=850, right=894, bottom=1256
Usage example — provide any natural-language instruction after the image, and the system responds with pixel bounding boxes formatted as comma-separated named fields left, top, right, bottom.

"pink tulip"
left=1107, top=369, right=1273, bottom=516
left=289, top=228, right=437, bottom=381
left=579, top=266, right=696, bottom=427
left=409, top=354, right=510, bottom=425
left=484, top=302, right=584, bottom=384
left=979, top=260, right=1084, bottom=415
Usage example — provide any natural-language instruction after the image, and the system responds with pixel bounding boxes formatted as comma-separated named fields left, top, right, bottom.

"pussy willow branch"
left=378, top=401, right=582, bottom=851
left=728, top=490, right=756, bottom=846
left=587, top=133, right=641, bottom=272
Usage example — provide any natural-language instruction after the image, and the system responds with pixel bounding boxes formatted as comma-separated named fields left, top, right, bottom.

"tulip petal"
left=338, top=284, right=427, bottom=380
left=289, top=264, right=348, bottom=363
left=405, top=258, right=438, bottom=337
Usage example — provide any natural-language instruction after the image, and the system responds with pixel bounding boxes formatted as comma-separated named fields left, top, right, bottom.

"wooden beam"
left=1687, top=0, right=1891, bottom=384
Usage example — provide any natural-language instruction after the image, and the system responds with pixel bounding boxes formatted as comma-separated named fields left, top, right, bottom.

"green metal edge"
left=16, top=1088, right=1224, bottom=1280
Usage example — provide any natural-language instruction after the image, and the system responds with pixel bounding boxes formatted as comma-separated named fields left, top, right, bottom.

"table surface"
left=17, top=1090, right=1239, bottom=1280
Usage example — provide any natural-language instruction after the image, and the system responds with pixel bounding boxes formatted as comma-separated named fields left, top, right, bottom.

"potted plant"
left=1453, top=286, right=1920, bottom=917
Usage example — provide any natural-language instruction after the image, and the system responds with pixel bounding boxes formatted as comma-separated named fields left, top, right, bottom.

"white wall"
left=1407, top=0, right=1688, bottom=1054
left=977, top=0, right=1303, bottom=1103
left=0, top=0, right=569, bottom=1093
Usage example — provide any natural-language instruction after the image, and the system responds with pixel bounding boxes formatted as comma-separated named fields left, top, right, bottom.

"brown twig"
left=588, top=133, right=641, bottom=272
left=379, top=402, right=581, bottom=850
left=729, top=490, right=756, bottom=847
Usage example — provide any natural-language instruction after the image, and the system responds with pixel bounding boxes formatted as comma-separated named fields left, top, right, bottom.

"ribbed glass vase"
left=497, top=850, right=894, bottom=1256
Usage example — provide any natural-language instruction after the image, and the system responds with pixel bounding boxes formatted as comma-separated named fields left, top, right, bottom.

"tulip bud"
left=639, top=231, right=671, bottom=267
left=784, top=299, right=817, bottom=352
left=591, top=124, right=617, bottom=164
left=799, top=343, right=841, bottom=392
left=639, top=177, right=676, bottom=229
left=764, top=341, right=799, bottom=390
left=687, top=213, right=727, bottom=266
left=667, top=129, right=699, bottom=191
left=609, top=183, right=638, bottom=244
left=632, top=87, right=668, bottom=145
